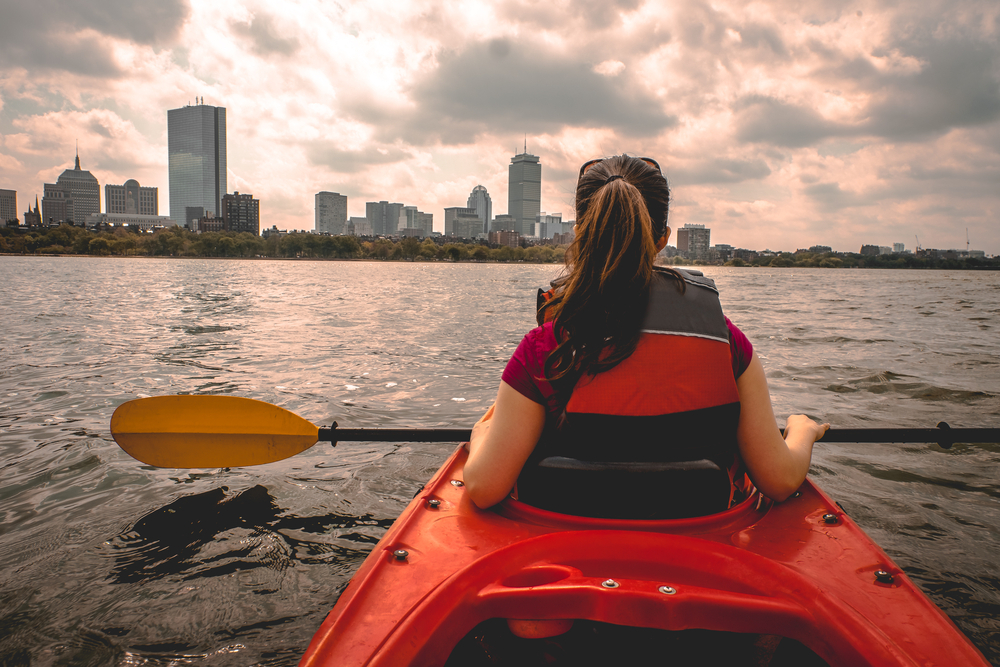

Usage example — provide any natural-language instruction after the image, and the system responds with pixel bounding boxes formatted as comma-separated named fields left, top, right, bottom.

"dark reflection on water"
left=106, top=485, right=394, bottom=585
left=0, top=258, right=998, bottom=665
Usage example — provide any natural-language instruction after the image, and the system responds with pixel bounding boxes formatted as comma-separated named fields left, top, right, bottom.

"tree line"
left=0, top=225, right=567, bottom=263
left=711, top=251, right=999, bottom=270
left=2, top=225, right=995, bottom=269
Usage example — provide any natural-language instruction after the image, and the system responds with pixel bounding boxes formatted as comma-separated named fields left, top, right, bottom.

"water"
left=1, top=257, right=998, bottom=665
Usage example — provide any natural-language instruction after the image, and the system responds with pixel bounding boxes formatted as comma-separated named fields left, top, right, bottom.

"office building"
left=508, top=148, right=541, bottom=237
left=0, top=189, right=16, bottom=223
left=221, top=192, right=259, bottom=235
left=467, top=185, right=492, bottom=234
left=168, top=102, right=227, bottom=228
left=444, top=207, right=482, bottom=238
left=400, top=206, right=433, bottom=238
left=106, top=180, right=158, bottom=215
left=893, top=243, right=905, bottom=253
left=675, top=223, right=710, bottom=259
left=315, top=191, right=348, bottom=234
left=349, top=217, right=372, bottom=236
left=365, top=201, right=404, bottom=236
left=42, top=153, right=100, bottom=225
left=491, top=214, right=517, bottom=232
left=535, top=212, right=563, bottom=239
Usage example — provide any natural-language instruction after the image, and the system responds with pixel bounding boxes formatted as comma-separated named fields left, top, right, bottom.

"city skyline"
left=0, top=2, right=997, bottom=254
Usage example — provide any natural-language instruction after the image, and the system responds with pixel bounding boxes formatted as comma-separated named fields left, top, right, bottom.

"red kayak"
left=300, top=445, right=989, bottom=666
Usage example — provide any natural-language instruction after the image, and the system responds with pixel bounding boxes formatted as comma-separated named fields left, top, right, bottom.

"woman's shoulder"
left=522, top=321, right=557, bottom=353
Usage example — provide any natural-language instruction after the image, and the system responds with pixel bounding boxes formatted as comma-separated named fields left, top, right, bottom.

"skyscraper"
left=106, top=180, right=158, bottom=215
left=168, top=102, right=227, bottom=228
left=42, top=153, right=100, bottom=225
left=365, top=201, right=404, bottom=236
left=315, top=191, right=348, bottom=234
left=0, top=189, right=16, bottom=223
left=508, top=147, right=541, bottom=237
left=467, top=185, right=492, bottom=234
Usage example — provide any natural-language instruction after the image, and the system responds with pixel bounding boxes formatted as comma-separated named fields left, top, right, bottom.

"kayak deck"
left=301, top=446, right=989, bottom=666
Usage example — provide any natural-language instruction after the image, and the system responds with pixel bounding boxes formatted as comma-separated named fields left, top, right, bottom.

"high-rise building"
left=315, top=191, right=348, bottom=234
left=399, top=206, right=433, bottom=238
left=221, top=192, right=259, bottom=235
left=467, top=185, right=492, bottom=234
left=444, top=207, right=482, bottom=238
left=418, top=211, right=433, bottom=237
left=42, top=154, right=100, bottom=225
left=508, top=148, right=541, bottom=237
left=535, top=212, right=563, bottom=239
left=365, top=201, right=404, bottom=236
left=168, top=102, right=227, bottom=228
left=106, top=180, right=158, bottom=215
left=0, top=189, right=16, bottom=223
left=491, top=214, right=517, bottom=232
left=676, top=224, right=710, bottom=259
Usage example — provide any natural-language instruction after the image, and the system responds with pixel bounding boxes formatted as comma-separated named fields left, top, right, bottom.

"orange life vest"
left=522, top=268, right=748, bottom=514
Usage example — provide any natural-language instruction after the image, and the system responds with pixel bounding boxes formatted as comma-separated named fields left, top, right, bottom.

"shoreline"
left=2, top=252, right=998, bottom=269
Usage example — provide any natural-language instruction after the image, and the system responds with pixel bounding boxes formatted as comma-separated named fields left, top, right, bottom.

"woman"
left=465, top=155, right=827, bottom=510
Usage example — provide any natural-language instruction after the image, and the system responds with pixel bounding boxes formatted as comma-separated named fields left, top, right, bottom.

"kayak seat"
left=516, top=456, right=732, bottom=520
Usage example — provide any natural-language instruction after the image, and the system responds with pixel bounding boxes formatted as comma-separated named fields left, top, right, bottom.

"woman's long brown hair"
left=543, top=155, right=680, bottom=388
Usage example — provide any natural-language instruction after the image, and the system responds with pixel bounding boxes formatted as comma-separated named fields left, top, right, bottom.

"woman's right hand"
left=783, top=414, right=830, bottom=444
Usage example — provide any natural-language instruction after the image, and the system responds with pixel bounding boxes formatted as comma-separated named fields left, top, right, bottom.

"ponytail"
left=543, top=156, right=670, bottom=386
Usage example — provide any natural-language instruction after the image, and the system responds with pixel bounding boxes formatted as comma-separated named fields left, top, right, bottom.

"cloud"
left=229, top=11, right=300, bottom=57
left=679, top=157, right=773, bottom=184
left=496, top=0, right=644, bottom=31
left=305, top=143, right=414, bottom=172
left=862, top=39, right=1000, bottom=140
left=735, top=96, right=843, bottom=147
left=365, top=37, right=676, bottom=145
left=0, top=0, right=190, bottom=75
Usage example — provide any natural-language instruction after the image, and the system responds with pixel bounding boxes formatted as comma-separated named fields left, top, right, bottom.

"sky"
left=0, top=0, right=998, bottom=254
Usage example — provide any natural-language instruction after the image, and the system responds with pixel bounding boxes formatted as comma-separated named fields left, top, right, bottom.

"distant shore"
left=2, top=225, right=996, bottom=269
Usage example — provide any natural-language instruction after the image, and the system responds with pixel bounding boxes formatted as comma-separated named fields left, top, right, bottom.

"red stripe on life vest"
left=566, top=334, right=739, bottom=416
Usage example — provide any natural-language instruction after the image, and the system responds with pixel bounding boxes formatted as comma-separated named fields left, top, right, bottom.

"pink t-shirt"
left=502, top=318, right=753, bottom=412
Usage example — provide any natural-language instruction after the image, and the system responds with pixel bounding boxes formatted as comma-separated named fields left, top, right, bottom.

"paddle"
left=111, top=395, right=1000, bottom=468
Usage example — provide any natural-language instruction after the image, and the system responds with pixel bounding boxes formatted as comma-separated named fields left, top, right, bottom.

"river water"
left=1, top=257, right=998, bottom=665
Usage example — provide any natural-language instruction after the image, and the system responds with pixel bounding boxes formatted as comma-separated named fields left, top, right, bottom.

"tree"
left=89, top=237, right=112, bottom=255
left=400, top=237, right=421, bottom=259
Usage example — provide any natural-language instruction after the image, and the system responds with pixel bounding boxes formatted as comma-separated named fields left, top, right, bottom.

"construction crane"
left=915, top=234, right=922, bottom=252
left=967, top=228, right=970, bottom=254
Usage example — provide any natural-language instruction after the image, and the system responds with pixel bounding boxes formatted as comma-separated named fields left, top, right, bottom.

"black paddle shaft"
left=318, top=421, right=999, bottom=449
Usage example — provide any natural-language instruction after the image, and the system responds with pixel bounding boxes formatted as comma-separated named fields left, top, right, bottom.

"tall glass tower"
left=508, top=148, right=540, bottom=237
left=168, top=103, right=227, bottom=228
left=466, top=185, right=492, bottom=235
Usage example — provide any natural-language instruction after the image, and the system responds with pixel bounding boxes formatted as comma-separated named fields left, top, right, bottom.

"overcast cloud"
left=0, top=0, right=997, bottom=253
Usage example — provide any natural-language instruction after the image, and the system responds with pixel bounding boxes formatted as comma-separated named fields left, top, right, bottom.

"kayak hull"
left=301, top=446, right=988, bottom=666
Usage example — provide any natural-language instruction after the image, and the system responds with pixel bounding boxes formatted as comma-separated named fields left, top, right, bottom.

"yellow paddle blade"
left=111, top=396, right=320, bottom=468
